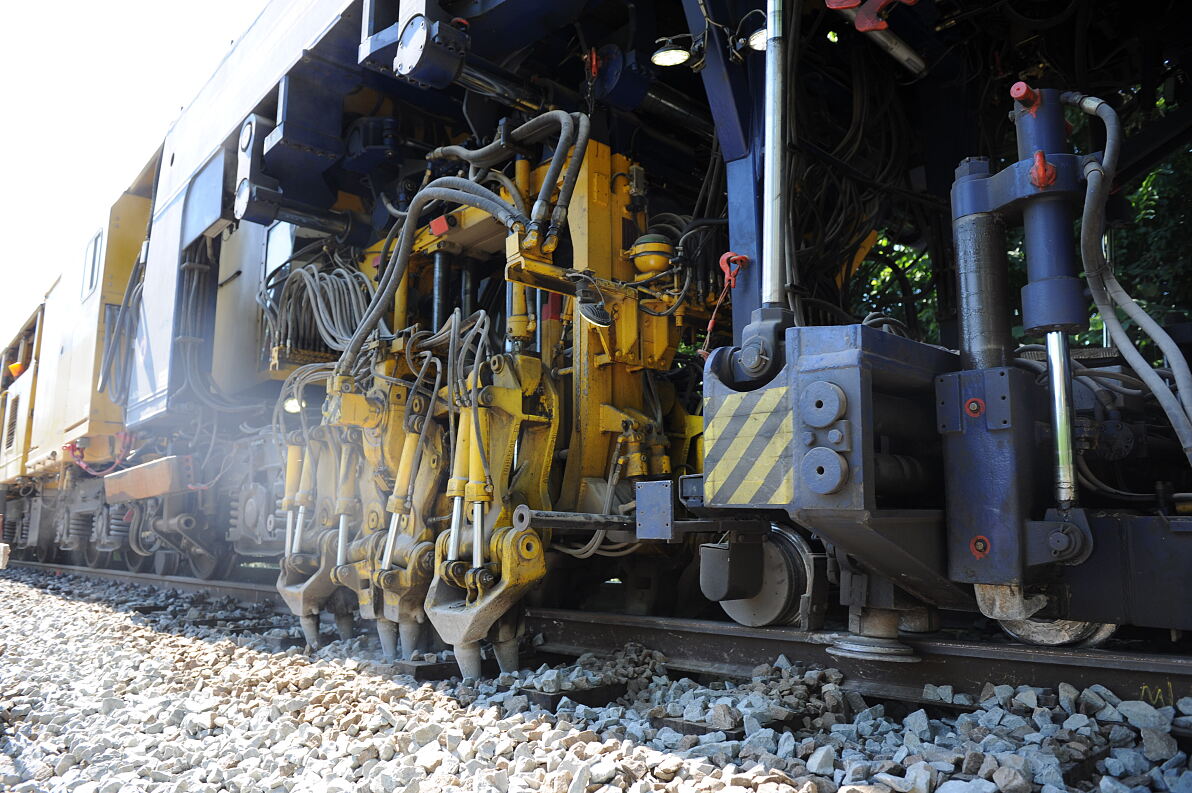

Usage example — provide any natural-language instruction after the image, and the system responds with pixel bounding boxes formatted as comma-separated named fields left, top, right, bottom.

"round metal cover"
left=800, top=381, right=846, bottom=428
left=801, top=447, right=849, bottom=494
left=395, top=16, right=429, bottom=76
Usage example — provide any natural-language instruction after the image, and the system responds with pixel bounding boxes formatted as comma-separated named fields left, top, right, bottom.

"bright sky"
left=0, top=1, right=271, bottom=344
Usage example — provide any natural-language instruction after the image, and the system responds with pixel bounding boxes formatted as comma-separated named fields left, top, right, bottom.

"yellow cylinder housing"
left=630, top=234, right=674, bottom=275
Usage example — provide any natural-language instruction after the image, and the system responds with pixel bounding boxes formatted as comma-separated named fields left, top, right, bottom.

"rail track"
left=8, top=559, right=1192, bottom=733
left=8, top=560, right=280, bottom=605
left=524, top=609, right=1192, bottom=724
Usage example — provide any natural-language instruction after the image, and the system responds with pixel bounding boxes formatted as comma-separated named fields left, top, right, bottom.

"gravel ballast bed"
left=0, top=569, right=1189, bottom=793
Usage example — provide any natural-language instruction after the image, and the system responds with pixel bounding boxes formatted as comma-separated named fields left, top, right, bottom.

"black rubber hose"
left=549, top=112, right=592, bottom=230
left=336, top=184, right=527, bottom=377
left=523, top=110, right=575, bottom=224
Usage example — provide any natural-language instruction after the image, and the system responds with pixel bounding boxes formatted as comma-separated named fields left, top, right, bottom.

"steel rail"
left=7, top=560, right=280, bottom=605
left=524, top=608, right=1192, bottom=717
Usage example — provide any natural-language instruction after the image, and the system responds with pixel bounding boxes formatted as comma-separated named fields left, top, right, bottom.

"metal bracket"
left=699, top=539, right=764, bottom=601
left=1026, top=508, right=1094, bottom=567
left=952, top=153, right=1098, bottom=219
left=636, top=480, right=770, bottom=541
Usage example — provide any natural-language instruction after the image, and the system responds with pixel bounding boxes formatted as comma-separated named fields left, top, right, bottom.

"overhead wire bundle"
left=784, top=15, right=915, bottom=321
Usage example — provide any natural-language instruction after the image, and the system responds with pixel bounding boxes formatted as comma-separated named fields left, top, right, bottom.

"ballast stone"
left=1, top=568, right=1191, bottom=793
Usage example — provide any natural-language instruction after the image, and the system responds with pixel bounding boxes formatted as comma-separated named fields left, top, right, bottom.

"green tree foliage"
left=851, top=145, right=1192, bottom=348
left=1109, top=146, right=1192, bottom=325
left=851, top=237, right=940, bottom=342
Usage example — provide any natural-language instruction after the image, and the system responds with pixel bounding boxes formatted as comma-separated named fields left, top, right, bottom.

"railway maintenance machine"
left=3, top=0, right=1192, bottom=676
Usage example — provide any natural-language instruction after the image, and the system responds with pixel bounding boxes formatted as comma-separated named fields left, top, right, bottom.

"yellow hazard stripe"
left=704, top=387, right=794, bottom=506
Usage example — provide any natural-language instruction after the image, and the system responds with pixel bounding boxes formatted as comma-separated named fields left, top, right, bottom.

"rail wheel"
left=29, top=544, right=56, bottom=563
left=999, top=618, right=1118, bottom=647
left=123, top=551, right=153, bottom=573
left=154, top=551, right=180, bottom=577
left=217, top=552, right=240, bottom=580
left=82, top=540, right=110, bottom=569
left=719, top=526, right=826, bottom=629
left=187, top=551, right=223, bottom=580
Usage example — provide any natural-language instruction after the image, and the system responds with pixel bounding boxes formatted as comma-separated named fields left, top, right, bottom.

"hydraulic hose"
left=429, top=111, right=582, bottom=225
left=429, top=139, right=514, bottom=169
left=549, top=112, right=592, bottom=231
left=429, top=111, right=571, bottom=167
left=1064, top=92, right=1192, bottom=416
left=336, top=182, right=528, bottom=377
left=1061, top=92, right=1120, bottom=175
left=1080, top=165, right=1192, bottom=463
left=479, top=170, right=527, bottom=217
left=1062, top=91, right=1192, bottom=463
left=428, top=176, right=521, bottom=221
left=522, top=110, right=574, bottom=225
left=380, top=193, right=408, bottom=219
left=639, top=268, right=694, bottom=318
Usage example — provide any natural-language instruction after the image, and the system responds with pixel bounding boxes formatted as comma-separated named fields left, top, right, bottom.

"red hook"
left=719, top=252, right=748, bottom=289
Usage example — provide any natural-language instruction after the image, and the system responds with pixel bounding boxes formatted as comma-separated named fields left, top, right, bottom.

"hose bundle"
left=336, top=111, right=591, bottom=380
left=1064, top=91, right=1192, bottom=468
left=263, top=263, right=383, bottom=353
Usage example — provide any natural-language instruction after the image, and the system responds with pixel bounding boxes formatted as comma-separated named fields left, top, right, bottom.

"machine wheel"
left=999, top=618, right=1118, bottom=647
left=154, top=551, right=180, bottom=577
left=187, top=551, right=223, bottom=580
left=82, top=541, right=110, bottom=569
left=29, top=545, right=56, bottom=563
left=719, top=526, right=822, bottom=628
left=123, top=551, right=153, bottom=573
left=217, top=552, right=240, bottom=580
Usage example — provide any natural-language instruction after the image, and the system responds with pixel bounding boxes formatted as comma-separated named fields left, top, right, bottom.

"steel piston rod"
left=761, top=0, right=787, bottom=306
left=1046, top=331, right=1078, bottom=507
left=291, top=505, right=306, bottom=554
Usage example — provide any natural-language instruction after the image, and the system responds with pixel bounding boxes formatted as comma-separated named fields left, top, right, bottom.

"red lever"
left=827, top=0, right=917, bottom=33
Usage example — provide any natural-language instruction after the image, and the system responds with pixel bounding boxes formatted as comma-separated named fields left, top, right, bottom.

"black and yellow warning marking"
left=703, top=386, right=794, bottom=506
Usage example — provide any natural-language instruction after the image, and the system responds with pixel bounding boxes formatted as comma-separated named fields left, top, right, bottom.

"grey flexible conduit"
left=335, top=181, right=528, bottom=377
left=1063, top=92, right=1192, bottom=464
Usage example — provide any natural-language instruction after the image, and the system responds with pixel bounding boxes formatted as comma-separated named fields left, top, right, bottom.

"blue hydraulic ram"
left=944, top=83, right=1101, bottom=620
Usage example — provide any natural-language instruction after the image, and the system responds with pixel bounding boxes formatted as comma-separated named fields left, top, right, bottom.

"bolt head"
left=1048, top=528, right=1074, bottom=553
